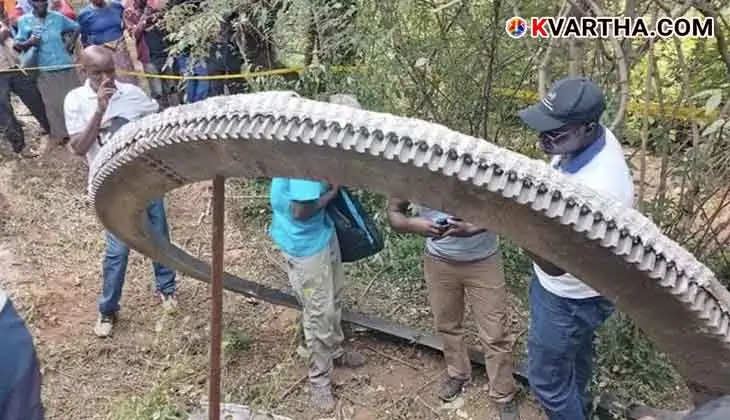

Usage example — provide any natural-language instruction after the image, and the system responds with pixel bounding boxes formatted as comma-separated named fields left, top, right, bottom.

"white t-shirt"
left=0, top=286, right=6, bottom=313
left=64, top=79, right=159, bottom=169
left=534, top=126, right=635, bottom=299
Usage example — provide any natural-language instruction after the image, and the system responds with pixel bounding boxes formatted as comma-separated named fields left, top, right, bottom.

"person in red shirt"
left=51, top=0, right=76, bottom=20
left=122, top=0, right=172, bottom=106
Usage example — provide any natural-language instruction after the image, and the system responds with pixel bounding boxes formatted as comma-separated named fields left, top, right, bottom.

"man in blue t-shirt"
left=268, top=94, right=367, bottom=412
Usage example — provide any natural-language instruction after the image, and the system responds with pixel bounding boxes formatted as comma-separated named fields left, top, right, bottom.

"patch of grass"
left=109, top=383, right=187, bottom=420
left=228, top=177, right=272, bottom=227
left=501, top=239, right=532, bottom=301
left=223, top=328, right=253, bottom=355
left=594, top=315, right=686, bottom=408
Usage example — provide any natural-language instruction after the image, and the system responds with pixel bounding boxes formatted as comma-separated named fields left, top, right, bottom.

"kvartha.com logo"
left=505, top=16, right=714, bottom=39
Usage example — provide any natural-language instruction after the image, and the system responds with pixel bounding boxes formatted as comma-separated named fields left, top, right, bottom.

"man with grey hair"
left=268, top=92, right=367, bottom=412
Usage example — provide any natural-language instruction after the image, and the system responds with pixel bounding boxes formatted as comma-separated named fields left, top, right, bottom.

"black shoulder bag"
left=326, top=187, right=384, bottom=263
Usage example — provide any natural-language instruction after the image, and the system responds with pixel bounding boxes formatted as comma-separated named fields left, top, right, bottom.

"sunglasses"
left=540, top=125, right=574, bottom=142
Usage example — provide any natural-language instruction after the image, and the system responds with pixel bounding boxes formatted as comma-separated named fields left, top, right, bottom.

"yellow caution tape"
left=0, top=63, right=80, bottom=73
left=494, top=87, right=718, bottom=123
left=117, top=65, right=306, bottom=80
left=0, top=63, right=719, bottom=123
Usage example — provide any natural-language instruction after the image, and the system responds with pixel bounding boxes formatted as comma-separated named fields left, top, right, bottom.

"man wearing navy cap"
left=517, top=76, right=634, bottom=420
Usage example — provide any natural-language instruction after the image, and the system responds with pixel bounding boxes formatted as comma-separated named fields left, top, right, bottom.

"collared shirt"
left=78, top=1, right=124, bottom=46
left=533, top=125, right=635, bottom=299
left=64, top=78, right=158, bottom=170
left=15, top=11, right=78, bottom=69
left=269, top=178, right=334, bottom=258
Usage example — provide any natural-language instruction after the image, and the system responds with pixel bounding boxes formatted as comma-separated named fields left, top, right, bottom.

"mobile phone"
left=436, top=217, right=461, bottom=227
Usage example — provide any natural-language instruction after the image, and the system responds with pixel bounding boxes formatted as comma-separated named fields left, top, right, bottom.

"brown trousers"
left=423, top=251, right=516, bottom=403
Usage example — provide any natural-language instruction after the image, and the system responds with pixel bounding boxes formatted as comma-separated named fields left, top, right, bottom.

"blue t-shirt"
left=15, top=11, right=79, bottom=69
left=78, top=1, right=124, bottom=46
left=269, top=177, right=334, bottom=258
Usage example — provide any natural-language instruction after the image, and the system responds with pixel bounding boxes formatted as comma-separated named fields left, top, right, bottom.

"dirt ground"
left=0, top=106, right=547, bottom=419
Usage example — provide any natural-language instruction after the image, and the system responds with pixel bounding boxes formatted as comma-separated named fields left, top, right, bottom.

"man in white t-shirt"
left=517, top=76, right=634, bottom=420
left=64, top=45, right=178, bottom=338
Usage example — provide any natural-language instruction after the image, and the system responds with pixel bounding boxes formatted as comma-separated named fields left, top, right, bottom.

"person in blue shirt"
left=268, top=95, right=367, bottom=412
left=77, top=0, right=137, bottom=84
left=14, top=0, right=80, bottom=151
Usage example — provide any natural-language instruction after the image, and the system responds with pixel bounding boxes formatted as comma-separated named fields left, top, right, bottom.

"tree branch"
left=584, top=0, right=629, bottom=131
left=538, top=1, right=570, bottom=96
left=691, top=1, right=730, bottom=77
left=638, top=39, right=654, bottom=213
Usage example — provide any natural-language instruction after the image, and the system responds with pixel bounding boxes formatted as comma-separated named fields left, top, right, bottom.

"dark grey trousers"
left=0, top=299, right=44, bottom=420
left=0, top=72, right=49, bottom=153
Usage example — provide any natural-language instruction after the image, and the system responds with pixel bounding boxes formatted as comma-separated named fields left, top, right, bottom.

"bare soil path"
left=0, top=107, right=545, bottom=419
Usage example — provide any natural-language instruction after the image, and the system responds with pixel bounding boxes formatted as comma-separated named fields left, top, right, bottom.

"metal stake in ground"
left=209, top=175, right=225, bottom=420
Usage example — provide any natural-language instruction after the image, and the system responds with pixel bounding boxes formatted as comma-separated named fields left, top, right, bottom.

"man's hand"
left=0, top=22, right=10, bottom=42
left=407, top=217, right=444, bottom=238
left=27, top=35, right=41, bottom=47
left=442, top=219, right=483, bottom=238
left=97, top=78, right=116, bottom=112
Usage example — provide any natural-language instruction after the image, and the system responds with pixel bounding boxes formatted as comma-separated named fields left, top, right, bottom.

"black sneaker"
left=333, top=350, right=366, bottom=368
left=438, top=376, right=469, bottom=402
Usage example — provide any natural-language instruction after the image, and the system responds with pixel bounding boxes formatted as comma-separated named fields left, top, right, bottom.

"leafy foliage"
left=158, top=0, right=730, bottom=409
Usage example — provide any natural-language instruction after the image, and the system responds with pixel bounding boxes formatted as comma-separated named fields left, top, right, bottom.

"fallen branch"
left=366, top=345, right=420, bottom=370
left=379, top=371, right=441, bottom=414
left=278, top=374, right=307, bottom=401
left=262, top=245, right=288, bottom=274
left=356, top=265, right=390, bottom=304
left=415, top=395, right=440, bottom=416
left=228, top=195, right=267, bottom=200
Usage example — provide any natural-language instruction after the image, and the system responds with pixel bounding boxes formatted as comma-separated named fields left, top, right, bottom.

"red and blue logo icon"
left=505, top=16, right=527, bottom=38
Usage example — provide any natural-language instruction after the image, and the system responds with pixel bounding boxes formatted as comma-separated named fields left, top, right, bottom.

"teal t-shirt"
left=269, top=177, right=334, bottom=257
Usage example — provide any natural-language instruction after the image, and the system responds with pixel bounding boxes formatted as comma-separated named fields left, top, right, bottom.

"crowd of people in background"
left=0, top=0, right=244, bottom=158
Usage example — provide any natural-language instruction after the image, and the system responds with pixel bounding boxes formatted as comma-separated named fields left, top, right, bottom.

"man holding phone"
left=387, top=200, right=520, bottom=420
left=64, top=45, right=178, bottom=338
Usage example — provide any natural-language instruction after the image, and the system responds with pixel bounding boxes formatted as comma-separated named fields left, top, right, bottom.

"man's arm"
left=12, top=19, right=38, bottom=51
left=67, top=109, right=103, bottom=156
left=67, top=78, right=116, bottom=156
left=387, top=198, right=443, bottom=237
left=0, top=22, right=10, bottom=42
left=441, top=219, right=487, bottom=238
left=290, top=184, right=340, bottom=221
left=61, top=15, right=80, bottom=51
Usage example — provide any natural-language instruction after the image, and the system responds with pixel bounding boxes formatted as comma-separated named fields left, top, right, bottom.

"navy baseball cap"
left=518, top=76, right=606, bottom=132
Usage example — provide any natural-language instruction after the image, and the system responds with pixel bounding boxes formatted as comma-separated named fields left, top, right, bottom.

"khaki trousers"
left=423, top=251, right=516, bottom=402
left=283, top=234, right=345, bottom=388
